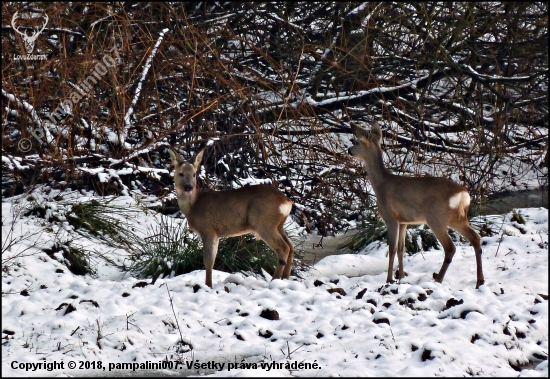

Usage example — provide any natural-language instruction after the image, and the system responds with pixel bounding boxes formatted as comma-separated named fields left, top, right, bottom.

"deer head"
left=348, top=121, right=382, bottom=158
left=169, top=149, right=204, bottom=195
left=12, top=12, right=49, bottom=54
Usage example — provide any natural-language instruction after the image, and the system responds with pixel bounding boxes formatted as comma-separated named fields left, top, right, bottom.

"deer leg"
left=427, top=223, right=456, bottom=284
left=450, top=221, right=485, bottom=289
left=385, top=220, right=400, bottom=283
left=279, top=226, right=294, bottom=279
left=259, top=231, right=290, bottom=281
left=395, top=223, right=407, bottom=280
left=201, top=235, right=219, bottom=288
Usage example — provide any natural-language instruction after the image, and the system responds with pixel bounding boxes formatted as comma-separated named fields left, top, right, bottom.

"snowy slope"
left=2, top=197, right=548, bottom=377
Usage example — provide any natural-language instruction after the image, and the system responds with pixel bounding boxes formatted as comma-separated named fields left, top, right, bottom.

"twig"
left=95, top=318, right=102, bottom=350
left=165, top=285, right=185, bottom=346
left=280, top=341, right=305, bottom=360
left=494, top=215, right=507, bottom=257
left=126, top=311, right=134, bottom=330
left=70, top=326, right=80, bottom=336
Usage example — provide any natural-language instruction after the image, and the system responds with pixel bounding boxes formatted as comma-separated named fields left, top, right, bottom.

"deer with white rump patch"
left=168, top=148, right=294, bottom=288
left=348, top=121, right=485, bottom=288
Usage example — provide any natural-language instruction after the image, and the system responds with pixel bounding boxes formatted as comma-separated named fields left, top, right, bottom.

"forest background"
left=2, top=2, right=548, bottom=235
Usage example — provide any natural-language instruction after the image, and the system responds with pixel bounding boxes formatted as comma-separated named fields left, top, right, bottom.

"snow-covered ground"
left=2, top=194, right=548, bottom=377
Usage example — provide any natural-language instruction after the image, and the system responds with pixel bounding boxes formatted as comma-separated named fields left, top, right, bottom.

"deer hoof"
left=432, top=272, right=443, bottom=283
left=475, top=279, right=485, bottom=289
left=394, top=269, right=408, bottom=279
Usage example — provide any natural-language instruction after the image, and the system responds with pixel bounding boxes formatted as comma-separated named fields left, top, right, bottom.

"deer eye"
left=179, top=172, right=184, bottom=177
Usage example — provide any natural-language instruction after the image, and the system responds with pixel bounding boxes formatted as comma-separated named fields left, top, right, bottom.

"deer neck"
left=363, top=145, right=390, bottom=193
left=176, top=187, right=199, bottom=216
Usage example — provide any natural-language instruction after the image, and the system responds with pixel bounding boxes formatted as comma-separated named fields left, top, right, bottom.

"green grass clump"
left=66, top=199, right=139, bottom=248
left=510, top=209, right=526, bottom=224
left=43, top=241, right=96, bottom=277
left=339, top=213, right=439, bottom=255
left=124, top=215, right=314, bottom=281
left=217, top=234, right=278, bottom=277
left=126, top=215, right=202, bottom=280
left=24, top=196, right=305, bottom=281
left=24, top=197, right=139, bottom=249
left=339, top=214, right=388, bottom=252
left=126, top=215, right=294, bottom=281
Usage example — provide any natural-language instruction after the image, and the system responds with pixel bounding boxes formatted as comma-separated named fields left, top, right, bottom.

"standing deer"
left=168, top=148, right=294, bottom=288
left=348, top=121, right=485, bottom=288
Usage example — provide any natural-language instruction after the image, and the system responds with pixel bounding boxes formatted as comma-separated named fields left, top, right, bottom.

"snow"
left=2, top=154, right=31, bottom=171
left=2, top=89, right=56, bottom=146
left=2, top=193, right=548, bottom=377
left=304, top=73, right=434, bottom=107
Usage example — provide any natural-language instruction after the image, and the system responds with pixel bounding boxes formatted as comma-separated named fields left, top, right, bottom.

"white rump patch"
left=449, top=192, right=469, bottom=209
left=279, top=201, right=292, bottom=216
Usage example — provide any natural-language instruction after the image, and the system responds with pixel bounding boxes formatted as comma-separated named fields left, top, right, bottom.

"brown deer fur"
left=348, top=121, right=485, bottom=288
left=169, top=149, right=294, bottom=288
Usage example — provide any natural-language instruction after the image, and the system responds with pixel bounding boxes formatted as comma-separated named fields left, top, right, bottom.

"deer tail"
left=450, top=191, right=471, bottom=219
left=458, top=191, right=471, bottom=219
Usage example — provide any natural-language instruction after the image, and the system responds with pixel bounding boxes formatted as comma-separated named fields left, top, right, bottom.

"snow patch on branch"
left=2, top=89, right=56, bottom=148
left=346, top=2, right=382, bottom=28
left=122, top=28, right=170, bottom=144
left=2, top=154, right=31, bottom=170
left=347, top=2, right=369, bottom=15
left=112, top=141, right=171, bottom=165
left=305, top=73, right=431, bottom=107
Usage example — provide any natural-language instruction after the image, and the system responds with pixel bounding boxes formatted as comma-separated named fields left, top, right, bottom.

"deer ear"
left=168, top=148, right=184, bottom=166
left=193, top=149, right=205, bottom=169
left=370, top=120, right=382, bottom=145
left=350, top=122, right=369, bottom=140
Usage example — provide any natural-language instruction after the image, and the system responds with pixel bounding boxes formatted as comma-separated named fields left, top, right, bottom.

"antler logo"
left=12, top=11, right=49, bottom=54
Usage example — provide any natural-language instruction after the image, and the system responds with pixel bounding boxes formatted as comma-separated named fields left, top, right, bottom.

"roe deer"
left=168, top=148, right=294, bottom=288
left=348, top=121, right=485, bottom=288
